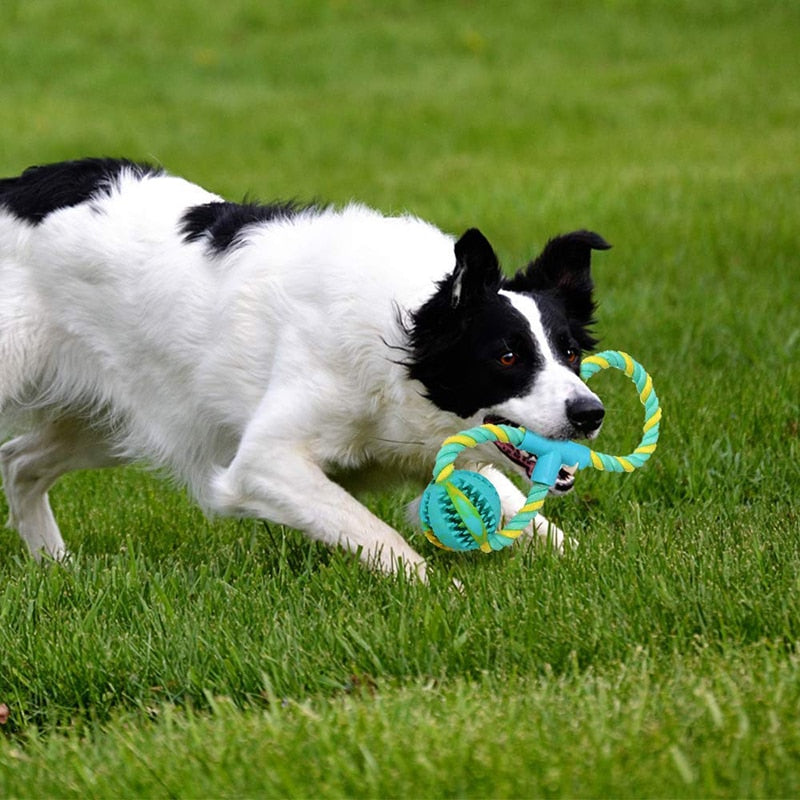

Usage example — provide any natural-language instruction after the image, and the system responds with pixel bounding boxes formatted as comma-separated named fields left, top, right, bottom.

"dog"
left=0, top=158, right=610, bottom=579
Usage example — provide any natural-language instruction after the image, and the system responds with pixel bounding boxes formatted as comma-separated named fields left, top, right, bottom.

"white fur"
left=0, top=168, right=598, bottom=577
left=497, top=292, right=597, bottom=439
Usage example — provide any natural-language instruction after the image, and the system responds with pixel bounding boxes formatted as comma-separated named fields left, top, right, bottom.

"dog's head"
left=406, top=227, right=611, bottom=487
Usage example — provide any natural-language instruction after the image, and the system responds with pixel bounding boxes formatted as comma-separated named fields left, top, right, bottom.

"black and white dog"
left=0, top=158, right=610, bottom=578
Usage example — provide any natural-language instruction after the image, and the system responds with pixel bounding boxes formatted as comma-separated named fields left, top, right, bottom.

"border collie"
left=0, top=158, right=610, bottom=579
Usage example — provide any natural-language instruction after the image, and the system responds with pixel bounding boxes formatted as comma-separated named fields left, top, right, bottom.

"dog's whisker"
left=370, top=436, right=426, bottom=447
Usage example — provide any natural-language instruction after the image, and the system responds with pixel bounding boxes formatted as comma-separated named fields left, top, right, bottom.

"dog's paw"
left=536, top=520, right=577, bottom=554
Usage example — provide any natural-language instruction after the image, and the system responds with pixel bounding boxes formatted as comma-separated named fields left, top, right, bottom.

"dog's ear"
left=510, top=230, right=610, bottom=294
left=506, top=229, right=610, bottom=319
left=450, top=228, right=502, bottom=308
left=505, top=230, right=610, bottom=349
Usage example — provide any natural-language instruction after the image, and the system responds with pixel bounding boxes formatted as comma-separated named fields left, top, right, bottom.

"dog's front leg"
left=208, top=447, right=427, bottom=580
left=476, top=465, right=573, bottom=551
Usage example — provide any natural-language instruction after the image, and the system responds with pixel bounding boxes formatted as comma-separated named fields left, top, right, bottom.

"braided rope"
left=579, top=350, right=662, bottom=472
left=422, top=350, right=662, bottom=550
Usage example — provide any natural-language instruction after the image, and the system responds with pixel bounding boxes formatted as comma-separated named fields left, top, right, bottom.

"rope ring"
left=578, top=350, right=662, bottom=472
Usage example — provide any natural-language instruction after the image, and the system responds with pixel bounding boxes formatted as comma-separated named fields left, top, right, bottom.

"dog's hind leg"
left=0, top=417, right=121, bottom=559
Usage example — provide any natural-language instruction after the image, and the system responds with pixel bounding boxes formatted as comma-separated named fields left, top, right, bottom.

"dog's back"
left=0, top=159, right=456, bottom=491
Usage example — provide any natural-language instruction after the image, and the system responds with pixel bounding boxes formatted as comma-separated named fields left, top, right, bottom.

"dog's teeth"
left=561, top=463, right=578, bottom=477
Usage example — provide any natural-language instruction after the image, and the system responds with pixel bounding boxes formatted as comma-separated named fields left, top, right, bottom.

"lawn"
left=1, top=0, right=799, bottom=797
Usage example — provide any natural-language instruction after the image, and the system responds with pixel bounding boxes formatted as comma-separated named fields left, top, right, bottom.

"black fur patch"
left=180, top=200, right=318, bottom=253
left=0, top=158, right=161, bottom=225
left=407, top=290, right=541, bottom=418
left=405, top=228, right=540, bottom=418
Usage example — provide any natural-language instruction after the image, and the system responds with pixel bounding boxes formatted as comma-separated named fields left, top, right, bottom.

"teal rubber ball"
left=420, top=469, right=512, bottom=552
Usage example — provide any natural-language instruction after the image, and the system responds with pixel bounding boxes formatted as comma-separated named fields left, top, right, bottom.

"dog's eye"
left=565, top=347, right=580, bottom=365
left=499, top=352, right=518, bottom=367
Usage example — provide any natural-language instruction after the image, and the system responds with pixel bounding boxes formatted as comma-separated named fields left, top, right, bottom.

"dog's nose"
left=566, top=396, right=605, bottom=435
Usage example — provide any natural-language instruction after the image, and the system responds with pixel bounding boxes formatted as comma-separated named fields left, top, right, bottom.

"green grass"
left=6, top=648, right=800, bottom=799
left=1, top=0, right=800, bottom=797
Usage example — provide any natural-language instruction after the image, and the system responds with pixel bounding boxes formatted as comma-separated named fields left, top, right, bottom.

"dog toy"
left=419, top=350, right=662, bottom=552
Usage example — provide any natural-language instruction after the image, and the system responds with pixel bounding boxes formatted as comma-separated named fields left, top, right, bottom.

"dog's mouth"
left=483, top=415, right=577, bottom=494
